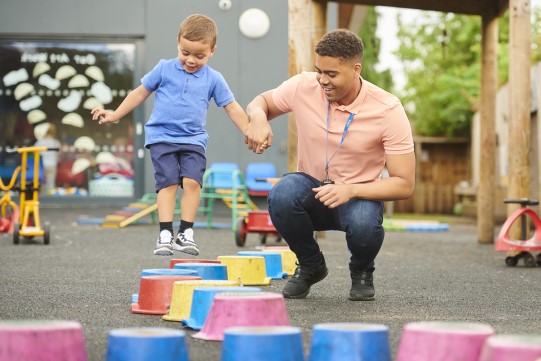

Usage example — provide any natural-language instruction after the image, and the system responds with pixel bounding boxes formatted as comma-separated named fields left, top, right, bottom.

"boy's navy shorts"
left=148, top=143, right=206, bottom=192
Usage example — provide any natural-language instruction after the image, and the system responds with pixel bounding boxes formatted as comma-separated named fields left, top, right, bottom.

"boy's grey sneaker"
left=282, top=252, right=328, bottom=299
left=349, top=268, right=375, bottom=301
left=173, top=228, right=199, bottom=256
left=153, top=230, right=174, bottom=256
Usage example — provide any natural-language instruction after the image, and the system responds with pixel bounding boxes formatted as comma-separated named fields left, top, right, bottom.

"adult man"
left=245, top=29, right=415, bottom=300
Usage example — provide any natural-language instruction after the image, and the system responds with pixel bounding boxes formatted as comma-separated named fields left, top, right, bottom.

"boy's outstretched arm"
left=91, top=85, right=151, bottom=124
left=224, top=100, right=268, bottom=154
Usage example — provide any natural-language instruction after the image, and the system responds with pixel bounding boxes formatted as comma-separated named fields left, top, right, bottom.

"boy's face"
left=177, top=36, right=216, bottom=73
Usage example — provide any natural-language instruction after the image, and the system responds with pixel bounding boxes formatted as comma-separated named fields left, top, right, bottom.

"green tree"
left=395, top=8, right=541, bottom=138
left=359, top=7, right=394, bottom=91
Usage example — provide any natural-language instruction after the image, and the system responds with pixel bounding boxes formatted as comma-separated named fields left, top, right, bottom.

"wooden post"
left=288, top=0, right=327, bottom=239
left=347, top=5, right=368, bottom=33
left=413, top=141, right=425, bottom=213
left=508, top=0, right=532, bottom=239
left=287, top=0, right=327, bottom=172
left=477, top=8, right=498, bottom=244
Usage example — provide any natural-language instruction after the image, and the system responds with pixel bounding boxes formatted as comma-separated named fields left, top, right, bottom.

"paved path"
left=1, top=206, right=540, bottom=361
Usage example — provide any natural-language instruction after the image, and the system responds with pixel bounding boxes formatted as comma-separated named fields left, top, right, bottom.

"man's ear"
left=210, top=46, right=217, bottom=57
left=355, top=62, right=362, bottom=76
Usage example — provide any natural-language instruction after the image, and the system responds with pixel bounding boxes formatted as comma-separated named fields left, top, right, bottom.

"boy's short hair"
left=178, top=14, right=217, bottom=48
left=315, top=29, right=364, bottom=63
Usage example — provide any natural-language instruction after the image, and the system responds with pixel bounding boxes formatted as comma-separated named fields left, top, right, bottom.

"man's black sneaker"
left=349, top=268, right=375, bottom=301
left=282, top=253, right=328, bottom=299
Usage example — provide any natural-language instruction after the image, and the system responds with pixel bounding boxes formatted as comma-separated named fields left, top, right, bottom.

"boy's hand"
left=90, top=108, right=118, bottom=124
left=257, top=140, right=269, bottom=153
left=245, top=119, right=272, bottom=154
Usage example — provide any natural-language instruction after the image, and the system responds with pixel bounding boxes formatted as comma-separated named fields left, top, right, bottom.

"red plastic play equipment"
left=494, top=198, right=541, bottom=267
left=236, top=210, right=281, bottom=247
left=235, top=177, right=281, bottom=247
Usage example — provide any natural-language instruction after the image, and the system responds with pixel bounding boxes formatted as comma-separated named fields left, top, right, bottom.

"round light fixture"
left=239, top=8, right=270, bottom=39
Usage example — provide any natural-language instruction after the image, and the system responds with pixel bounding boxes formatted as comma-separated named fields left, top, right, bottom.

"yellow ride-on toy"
left=9, top=146, right=54, bottom=245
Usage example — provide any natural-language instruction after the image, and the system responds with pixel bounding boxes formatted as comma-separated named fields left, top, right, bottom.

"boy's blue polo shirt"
left=141, top=58, right=235, bottom=150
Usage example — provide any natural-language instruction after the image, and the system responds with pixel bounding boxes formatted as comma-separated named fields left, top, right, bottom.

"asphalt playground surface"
left=1, top=204, right=540, bottom=361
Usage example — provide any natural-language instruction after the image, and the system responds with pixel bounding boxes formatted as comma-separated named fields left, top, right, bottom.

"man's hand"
left=313, top=184, right=353, bottom=208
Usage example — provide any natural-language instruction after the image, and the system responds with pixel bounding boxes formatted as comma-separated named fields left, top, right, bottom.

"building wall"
left=0, top=0, right=289, bottom=201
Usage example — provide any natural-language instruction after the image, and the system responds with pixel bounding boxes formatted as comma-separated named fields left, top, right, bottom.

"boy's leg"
left=153, top=185, right=178, bottom=256
left=157, top=185, right=179, bottom=223
left=173, top=177, right=200, bottom=255
left=179, top=178, right=200, bottom=223
left=149, top=143, right=183, bottom=256
left=172, top=144, right=206, bottom=256
left=177, top=178, right=199, bottom=233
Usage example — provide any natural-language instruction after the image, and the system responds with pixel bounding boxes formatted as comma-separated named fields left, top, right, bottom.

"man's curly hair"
left=315, top=29, right=364, bottom=63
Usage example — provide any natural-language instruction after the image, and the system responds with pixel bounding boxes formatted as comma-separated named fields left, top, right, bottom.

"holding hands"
left=244, top=119, right=272, bottom=154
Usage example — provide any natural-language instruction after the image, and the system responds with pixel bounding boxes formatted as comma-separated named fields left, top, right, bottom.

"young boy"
left=91, top=14, right=251, bottom=257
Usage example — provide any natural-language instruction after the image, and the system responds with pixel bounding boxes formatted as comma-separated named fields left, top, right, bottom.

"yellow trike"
left=10, top=146, right=52, bottom=245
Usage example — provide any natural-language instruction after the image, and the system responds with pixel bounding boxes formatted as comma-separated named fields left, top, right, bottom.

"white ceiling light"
left=218, top=0, right=232, bottom=11
left=239, top=8, right=270, bottom=39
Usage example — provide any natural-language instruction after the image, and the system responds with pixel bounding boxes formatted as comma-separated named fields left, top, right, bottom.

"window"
left=0, top=40, right=136, bottom=197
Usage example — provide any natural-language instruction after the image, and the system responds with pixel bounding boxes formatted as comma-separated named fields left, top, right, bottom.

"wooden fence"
left=391, top=137, right=471, bottom=215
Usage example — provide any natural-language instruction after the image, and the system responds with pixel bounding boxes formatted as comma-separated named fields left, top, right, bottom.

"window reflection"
left=0, top=41, right=136, bottom=197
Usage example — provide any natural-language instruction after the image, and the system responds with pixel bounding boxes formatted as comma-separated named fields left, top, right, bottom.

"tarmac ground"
left=1, top=204, right=540, bottom=361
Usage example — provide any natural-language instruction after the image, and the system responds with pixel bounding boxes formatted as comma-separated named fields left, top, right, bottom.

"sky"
left=375, top=1, right=541, bottom=89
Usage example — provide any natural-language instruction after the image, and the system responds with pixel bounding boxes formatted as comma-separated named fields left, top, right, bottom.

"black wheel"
left=13, top=223, right=20, bottom=245
left=505, top=256, right=518, bottom=267
left=536, top=253, right=541, bottom=266
left=259, top=233, right=267, bottom=244
left=43, top=222, right=50, bottom=245
left=523, top=252, right=536, bottom=267
left=235, top=218, right=247, bottom=247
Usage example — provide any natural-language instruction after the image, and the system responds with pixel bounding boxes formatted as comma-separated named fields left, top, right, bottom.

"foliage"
left=359, top=7, right=394, bottom=91
left=394, top=8, right=541, bottom=138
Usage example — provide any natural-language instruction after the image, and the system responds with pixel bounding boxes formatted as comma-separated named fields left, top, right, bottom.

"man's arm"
left=313, top=152, right=416, bottom=208
left=366, top=152, right=416, bottom=200
left=245, top=90, right=285, bottom=153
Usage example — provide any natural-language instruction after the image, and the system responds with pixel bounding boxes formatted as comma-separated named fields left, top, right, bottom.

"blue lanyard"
left=325, top=102, right=355, bottom=178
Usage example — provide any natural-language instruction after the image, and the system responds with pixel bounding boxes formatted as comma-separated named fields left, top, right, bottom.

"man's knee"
left=346, top=213, right=383, bottom=239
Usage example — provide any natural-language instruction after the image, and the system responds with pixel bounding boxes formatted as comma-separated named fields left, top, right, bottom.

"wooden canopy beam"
left=335, top=0, right=505, bottom=16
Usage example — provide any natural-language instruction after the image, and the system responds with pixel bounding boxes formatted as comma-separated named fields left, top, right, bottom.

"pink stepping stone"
left=479, top=334, right=541, bottom=361
left=192, top=292, right=289, bottom=341
left=0, top=320, right=87, bottom=361
left=396, top=321, right=495, bottom=361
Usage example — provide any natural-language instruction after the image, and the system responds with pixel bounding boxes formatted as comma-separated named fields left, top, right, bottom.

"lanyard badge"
left=322, top=102, right=355, bottom=186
